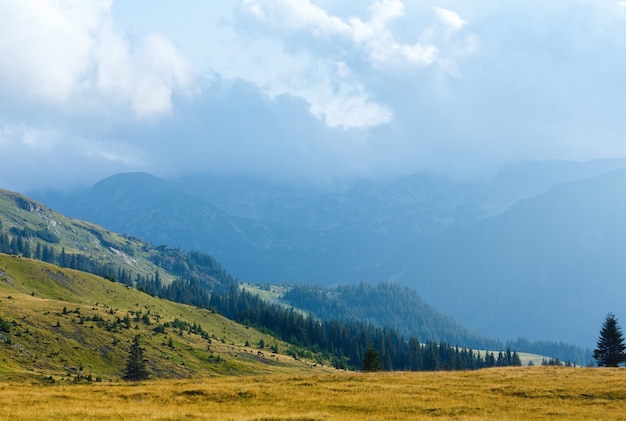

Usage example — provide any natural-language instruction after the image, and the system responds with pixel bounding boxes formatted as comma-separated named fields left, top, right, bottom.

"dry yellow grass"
left=1, top=367, right=626, bottom=420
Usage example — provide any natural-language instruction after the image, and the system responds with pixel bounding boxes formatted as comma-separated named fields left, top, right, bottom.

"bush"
left=0, top=317, right=10, bottom=333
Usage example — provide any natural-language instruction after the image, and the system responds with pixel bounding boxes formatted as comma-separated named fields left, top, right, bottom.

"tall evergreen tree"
left=593, top=313, right=626, bottom=367
left=362, top=342, right=382, bottom=372
left=124, top=335, right=149, bottom=380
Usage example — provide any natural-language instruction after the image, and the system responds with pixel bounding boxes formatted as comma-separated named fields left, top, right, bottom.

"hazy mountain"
left=50, top=172, right=266, bottom=266
left=31, top=158, right=626, bottom=347
left=36, top=171, right=478, bottom=283
left=382, top=169, right=626, bottom=347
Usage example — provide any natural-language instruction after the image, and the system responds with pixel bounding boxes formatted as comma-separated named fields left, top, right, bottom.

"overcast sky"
left=2, top=0, right=626, bottom=193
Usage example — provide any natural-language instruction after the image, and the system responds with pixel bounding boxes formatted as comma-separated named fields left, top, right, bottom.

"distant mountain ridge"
left=31, top=158, right=626, bottom=347
left=381, top=168, right=626, bottom=347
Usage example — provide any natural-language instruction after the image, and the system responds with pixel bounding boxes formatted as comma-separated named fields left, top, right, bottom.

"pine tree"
left=124, top=335, right=149, bottom=380
left=593, top=313, right=626, bottom=367
left=362, top=342, right=382, bottom=372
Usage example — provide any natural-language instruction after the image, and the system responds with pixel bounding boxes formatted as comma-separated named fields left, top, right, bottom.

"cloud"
left=0, top=0, right=104, bottom=105
left=0, top=122, right=146, bottom=192
left=229, top=0, right=473, bottom=128
left=0, top=0, right=196, bottom=118
left=4, top=1, right=626, bottom=194
left=243, top=0, right=351, bottom=35
left=434, top=7, right=466, bottom=32
left=94, top=30, right=196, bottom=117
left=242, top=0, right=441, bottom=67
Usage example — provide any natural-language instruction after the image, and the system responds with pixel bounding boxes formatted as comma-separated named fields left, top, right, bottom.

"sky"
left=2, top=0, right=626, bottom=193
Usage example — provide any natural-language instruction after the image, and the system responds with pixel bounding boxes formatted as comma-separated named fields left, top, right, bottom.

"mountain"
left=46, top=172, right=264, bottom=265
left=36, top=171, right=477, bottom=283
left=30, top=158, right=626, bottom=348
left=382, top=169, right=626, bottom=347
left=34, top=159, right=626, bottom=285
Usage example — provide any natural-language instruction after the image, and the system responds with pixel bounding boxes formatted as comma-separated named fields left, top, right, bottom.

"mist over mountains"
left=34, top=158, right=626, bottom=348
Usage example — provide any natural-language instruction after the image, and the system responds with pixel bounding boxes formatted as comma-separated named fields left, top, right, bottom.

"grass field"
left=1, top=367, right=625, bottom=420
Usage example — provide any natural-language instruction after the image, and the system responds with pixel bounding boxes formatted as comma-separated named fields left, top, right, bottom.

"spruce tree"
left=124, top=335, right=149, bottom=380
left=593, top=313, right=626, bottom=367
left=362, top=342, right=382, bottom=372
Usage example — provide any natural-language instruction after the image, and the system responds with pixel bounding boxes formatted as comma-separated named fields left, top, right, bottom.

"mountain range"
left=32, top=158, right=626, bottom=348
left=2, top=186, right=585, bottom=376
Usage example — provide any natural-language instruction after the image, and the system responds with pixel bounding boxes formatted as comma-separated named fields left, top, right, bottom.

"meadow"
left=1, top=367, right=625, bottom=420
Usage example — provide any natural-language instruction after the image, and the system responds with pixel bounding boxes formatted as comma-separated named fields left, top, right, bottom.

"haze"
left=2, top=1, right=626, bottom=192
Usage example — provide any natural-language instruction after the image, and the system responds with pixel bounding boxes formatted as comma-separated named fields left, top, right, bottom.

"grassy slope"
left=0, top=255, right=333, bottom=381
left=0, top=188, right=174, bottom=283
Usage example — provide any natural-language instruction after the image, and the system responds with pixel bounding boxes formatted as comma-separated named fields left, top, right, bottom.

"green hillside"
left=0, top=254, right=331, bottom=381
left=0, top=188, right=235, bottom=293
left=0, top=189, right=160, bottom=278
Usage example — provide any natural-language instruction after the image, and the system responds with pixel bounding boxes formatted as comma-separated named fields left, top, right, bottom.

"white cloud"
left=304, top=74, right=393, bottom=128
left=434, top=7, right=466, bottom=32
left=242, top=0, right=351, bottom=36
left=0, top=0, right=196, bottom=118
left=9, top=1, right=626, bottom=193
left=230, top=0, right=471, bottom=128
left=94, top=30, right=196, bottom=117
left=243, top=0, right=438, bottom=67
left=0, top=0, right=106, bottom=104
left=206, top=34, right=392, bottom=128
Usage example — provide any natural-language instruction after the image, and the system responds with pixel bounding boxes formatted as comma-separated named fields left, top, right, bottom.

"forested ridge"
left=209, top=286, right=526, bottom=370
left=284, top=282, right=591, bottom=364
left=285, top=282, right=492, bottom=347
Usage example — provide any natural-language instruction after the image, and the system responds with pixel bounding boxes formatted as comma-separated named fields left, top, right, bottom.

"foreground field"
left=1, top=367, right=625, bottom=420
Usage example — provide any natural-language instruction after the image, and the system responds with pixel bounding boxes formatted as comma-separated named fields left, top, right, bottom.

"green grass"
left=0, top=255, right=332, bottom=381
left=0, top=188, right=173, bottom=283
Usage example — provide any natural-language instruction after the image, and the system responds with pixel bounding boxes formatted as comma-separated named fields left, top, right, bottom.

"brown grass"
left=1, top=367, right=626, bottom=420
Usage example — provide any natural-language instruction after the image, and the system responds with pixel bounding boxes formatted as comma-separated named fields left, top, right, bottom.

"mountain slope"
left=32, top=172, right=476, bottom=283
left=383, top=169, right=626, bottom=347
left=283, top=282, right=494, bottom=348
left=0, top=187, right=236, bottom=293
left=0, top=255, right=329, bottom=381
left=51, top=172, right=265, bottom=265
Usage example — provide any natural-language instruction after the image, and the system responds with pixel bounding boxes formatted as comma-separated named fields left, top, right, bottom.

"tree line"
left=209, top=285, right=522, bottom=371
left=283, top=281, right=591, bottom=364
